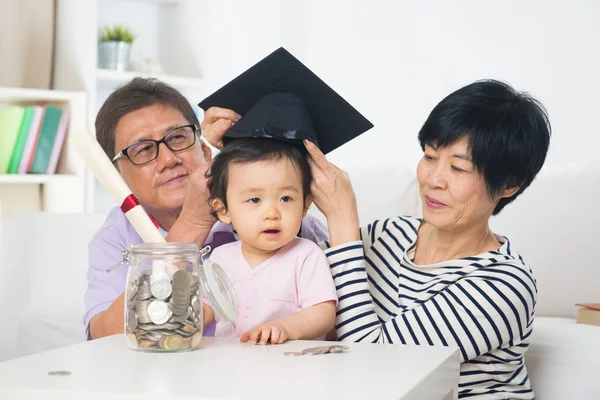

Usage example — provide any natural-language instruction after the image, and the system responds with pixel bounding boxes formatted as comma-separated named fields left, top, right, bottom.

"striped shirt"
left=323, top=216, right=536, bottom=399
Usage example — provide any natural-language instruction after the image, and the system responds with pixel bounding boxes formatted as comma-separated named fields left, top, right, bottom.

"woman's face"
left=416, top=137, right=500, bottom=231
left=113, top=104, right=212, bottom=216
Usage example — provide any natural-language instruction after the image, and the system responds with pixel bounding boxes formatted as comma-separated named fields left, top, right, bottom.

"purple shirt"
left=84, top=206, right=329, bottom=336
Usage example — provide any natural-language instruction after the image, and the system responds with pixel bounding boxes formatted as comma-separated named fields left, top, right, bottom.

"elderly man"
left=85, top=78, right=328, bottom=339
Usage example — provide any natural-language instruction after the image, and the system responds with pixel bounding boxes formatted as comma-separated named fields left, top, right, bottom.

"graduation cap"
left=198, top=47, right=373, bottom=154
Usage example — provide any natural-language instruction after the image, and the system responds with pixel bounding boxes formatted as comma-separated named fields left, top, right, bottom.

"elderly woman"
left=204, top=80, right=550, bottom=399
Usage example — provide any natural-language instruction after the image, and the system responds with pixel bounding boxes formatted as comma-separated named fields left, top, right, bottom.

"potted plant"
left=97, top=25, right=135, bottom=71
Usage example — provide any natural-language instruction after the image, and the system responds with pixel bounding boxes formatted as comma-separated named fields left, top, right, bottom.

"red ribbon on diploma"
left=120, top=194, right=159, bottom=228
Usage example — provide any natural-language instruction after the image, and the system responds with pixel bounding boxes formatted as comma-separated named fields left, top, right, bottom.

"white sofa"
left=1, top=165, right=599, bottom=399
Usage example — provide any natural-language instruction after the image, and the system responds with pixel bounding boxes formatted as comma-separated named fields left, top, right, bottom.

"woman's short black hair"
left=418, top=79, right=551, bottom=215
left=207, top=138, right=312, bottom=214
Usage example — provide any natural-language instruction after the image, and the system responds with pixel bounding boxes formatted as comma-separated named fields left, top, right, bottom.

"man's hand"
left=240, top=320, right=291, bottom=345
left=200, top=107, right=241, bottom=150
left=167, top=163, right=216, bottom=245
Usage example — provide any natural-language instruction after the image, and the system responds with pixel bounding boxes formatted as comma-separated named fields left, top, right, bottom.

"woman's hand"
left=304, top=140, right=360, bottom=246
left=200, top=107, right=241, bottom=150
left=240, top=320, right=291, bottom=345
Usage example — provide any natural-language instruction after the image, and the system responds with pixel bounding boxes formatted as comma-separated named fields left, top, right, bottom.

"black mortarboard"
left=198, top=47, right=373, bottom=154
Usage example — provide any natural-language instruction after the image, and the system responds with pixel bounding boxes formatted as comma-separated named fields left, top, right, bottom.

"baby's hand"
left=240, top=320, right=290, bottom=345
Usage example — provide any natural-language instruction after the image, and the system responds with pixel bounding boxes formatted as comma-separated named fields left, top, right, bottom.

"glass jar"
left=118, top=243, right=238, bottom=352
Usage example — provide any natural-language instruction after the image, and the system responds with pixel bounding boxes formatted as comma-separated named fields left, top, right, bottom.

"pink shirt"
left=208, top=237, right=337, bottom=338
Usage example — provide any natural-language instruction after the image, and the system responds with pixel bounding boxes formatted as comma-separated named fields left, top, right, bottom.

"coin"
left=191, top=331, right=202, bottom=349
left=126, top=332, right=138, bottom=347
left=301, top=346, right=331, bottom=355
left=135, top=300, right=152, bottom=324
left=165, top=334, right=183, bottom=350
left=138, top=340, right=155, bottom=349
left=137, top=276, right=152, bottom=300
left=147, top=300, right=172, bottom=325
left=329, top=345, right=349, bottom=353
left=127, top=312, right=138, bottom=331
left=180, top=337, right=192, bottom=349
left=150, top=277, right=172, bottom=300
left=48, top=370, right=71, bottom=376
left=170, top=309, right=189, bottom=322
left=283, top=352, right=304, bottom=356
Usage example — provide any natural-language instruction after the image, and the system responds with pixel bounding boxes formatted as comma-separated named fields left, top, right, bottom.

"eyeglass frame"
left=112, top=124, right=199, bottom=165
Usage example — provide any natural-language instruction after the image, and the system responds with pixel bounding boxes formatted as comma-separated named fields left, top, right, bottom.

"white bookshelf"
left=0, top=87, right=87, bottom=216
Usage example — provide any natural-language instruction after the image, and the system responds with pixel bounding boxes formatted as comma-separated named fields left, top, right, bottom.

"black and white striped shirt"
left=323, top=216, right=536, bottom=399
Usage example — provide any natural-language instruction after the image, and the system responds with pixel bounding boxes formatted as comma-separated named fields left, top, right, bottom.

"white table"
left=0, top=335, right=459, bottom=400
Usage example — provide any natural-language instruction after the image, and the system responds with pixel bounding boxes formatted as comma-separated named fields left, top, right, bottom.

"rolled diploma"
left=70, top=131, right=165, bottom=243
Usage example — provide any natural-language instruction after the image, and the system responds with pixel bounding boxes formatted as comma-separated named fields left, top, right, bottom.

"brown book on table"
left=575, top=303, right=600, bottom=327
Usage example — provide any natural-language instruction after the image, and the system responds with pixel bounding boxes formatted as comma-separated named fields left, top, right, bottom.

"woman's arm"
left=329, top=246, right=536, bottom=362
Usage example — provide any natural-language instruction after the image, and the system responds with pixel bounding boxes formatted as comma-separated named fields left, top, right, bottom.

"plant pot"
left=98, top=41, right=131, bottom=71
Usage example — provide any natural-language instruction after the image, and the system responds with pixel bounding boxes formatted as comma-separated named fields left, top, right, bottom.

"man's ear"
left=302, top=196, right=314, bottom=218
left=200, top=140, right=213, bottom=163
left=211, top=198, right=231, bottom=224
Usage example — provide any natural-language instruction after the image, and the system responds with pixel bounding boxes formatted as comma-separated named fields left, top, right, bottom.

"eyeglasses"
left=112, top=124, right=198, bottom=165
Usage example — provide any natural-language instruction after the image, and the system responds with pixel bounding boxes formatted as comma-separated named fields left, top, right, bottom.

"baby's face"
left=219, top=158, right=308, bottom=253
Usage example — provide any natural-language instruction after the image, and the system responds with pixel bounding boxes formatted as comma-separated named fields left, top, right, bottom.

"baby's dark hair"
left=207, top=138, right=312, bottom=215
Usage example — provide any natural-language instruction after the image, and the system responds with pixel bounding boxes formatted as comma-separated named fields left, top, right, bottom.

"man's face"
left=113, top=104, right=212, bottom=215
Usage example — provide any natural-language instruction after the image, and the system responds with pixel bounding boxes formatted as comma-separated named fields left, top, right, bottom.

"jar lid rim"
left=129, top=242, right=199, bottom=255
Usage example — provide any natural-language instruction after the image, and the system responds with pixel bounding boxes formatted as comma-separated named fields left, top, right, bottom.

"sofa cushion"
left=0, top=212, right=105, bottom=361
left=526, top=316, right=600, bottom=399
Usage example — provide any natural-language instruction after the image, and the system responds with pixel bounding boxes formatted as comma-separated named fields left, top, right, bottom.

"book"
left=18, top=106, right=44, bottom=174
left=7, top=107, right=34, bottom=174
left=575, top=303, right=600, bottom=327
left=45, top=111, right=70, bottom=174
left=0, top=106, right=26, bottom=174
left=29, top=105, right=63, bottom=174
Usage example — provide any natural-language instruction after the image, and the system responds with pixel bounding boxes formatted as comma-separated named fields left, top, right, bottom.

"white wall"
left=89, top=0, right=600, bottom=210
left=276, top=0, right=600, bottom=173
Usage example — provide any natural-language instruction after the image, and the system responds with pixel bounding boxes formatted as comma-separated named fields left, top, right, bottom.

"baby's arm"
left=203, top=303, right=215, bottom=326
left=240, top=300, right=335, bottom=345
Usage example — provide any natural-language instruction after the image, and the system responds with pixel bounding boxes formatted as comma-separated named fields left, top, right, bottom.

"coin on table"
left=283, top=352, right=304, bottom=356
left=147, top=300, right=172, bottom=325
left=301, top=346, right=331, bottom=355
left=191, top=331, right=202, bottom=349
left=329, top=345, right=349, bottom=353
left=48, top=370, right=71, bottom=376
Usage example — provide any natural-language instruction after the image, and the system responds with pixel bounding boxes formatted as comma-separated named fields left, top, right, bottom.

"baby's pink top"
left=209, top=237, right=337, bottom=338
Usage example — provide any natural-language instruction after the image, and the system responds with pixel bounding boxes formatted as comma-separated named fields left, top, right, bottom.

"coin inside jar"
left=147, top=300, right=172, bottom=325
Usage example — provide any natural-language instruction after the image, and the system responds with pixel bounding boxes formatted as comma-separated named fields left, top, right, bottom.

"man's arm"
left=89, top=293, right=125, bottom=339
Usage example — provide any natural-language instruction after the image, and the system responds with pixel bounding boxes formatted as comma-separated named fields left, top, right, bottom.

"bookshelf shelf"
left=96, top=69, right=205, bottom=89
left=0, top=174, right=79, bottom=184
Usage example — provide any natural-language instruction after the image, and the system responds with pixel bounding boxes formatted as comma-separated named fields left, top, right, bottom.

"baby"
left=203, top=138, right=337, bottom=345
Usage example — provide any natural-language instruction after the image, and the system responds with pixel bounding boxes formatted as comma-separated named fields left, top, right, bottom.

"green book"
left=7, top=107, right=34, bottom=174
left=0, top=106, right=26, bottom=174
left=30, top=105, right=63, bottom=174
